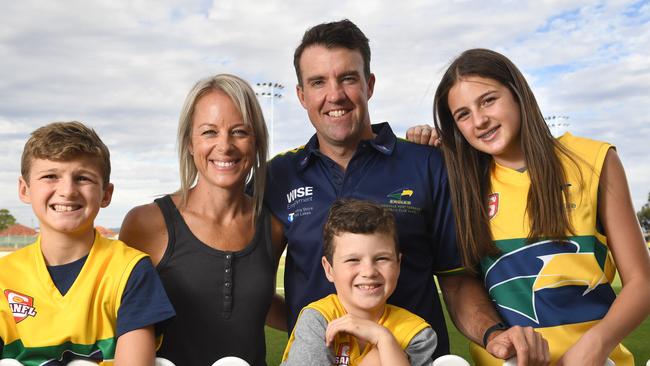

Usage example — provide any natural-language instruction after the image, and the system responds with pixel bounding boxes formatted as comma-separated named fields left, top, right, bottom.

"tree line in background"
left=0, top=191, right=648, bottom=234
left=0, top=209, right=16, bottom=231
left=637, top=192, right=650, bottom=235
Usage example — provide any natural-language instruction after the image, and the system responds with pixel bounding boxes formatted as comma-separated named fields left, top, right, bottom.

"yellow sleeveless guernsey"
left=470, top=133, right=633, bottom=365
left=282, top=294, right=430, bottom=366
left=0, top=231, right=147, bottom=365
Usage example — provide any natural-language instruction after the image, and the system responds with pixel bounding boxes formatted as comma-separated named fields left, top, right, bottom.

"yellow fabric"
left=0, top=231, right=146, bottom=365
left=282, top=294, right=429, bottom=365
left=472, top=133, right=633, bottom=365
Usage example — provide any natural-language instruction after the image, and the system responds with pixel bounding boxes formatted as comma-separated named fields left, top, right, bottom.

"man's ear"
left=366, top=73, right=376, bottom=100
left=322, top=256, right=335, bottom=283
left=18, top=176, right=31, bottom=204
left=100, top=183, right=114, bottom=208
left=296, top=84, right=307, bottom=109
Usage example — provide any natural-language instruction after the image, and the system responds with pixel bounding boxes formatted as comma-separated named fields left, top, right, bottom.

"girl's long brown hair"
left=434, top=49, right=576, bottom=270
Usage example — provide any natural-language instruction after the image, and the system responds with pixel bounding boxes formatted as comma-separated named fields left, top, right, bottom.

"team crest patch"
left=334, top=343, right=351, bottom=365
left=4, top=289, right=37, bottom=323
left=488, top=193, right=499, bottom=219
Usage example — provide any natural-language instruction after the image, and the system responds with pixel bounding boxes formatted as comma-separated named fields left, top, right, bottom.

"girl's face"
left=447, top=75, right=525, bottom=169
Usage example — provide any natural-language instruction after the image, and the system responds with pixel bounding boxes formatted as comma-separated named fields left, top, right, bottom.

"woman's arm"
left=558, top=149, right=650, bottom=365
left=114, top=326, right=156, bottom=366
left=120, top=203, right=168, bottom=266
left=265, top=215, right=288, bottom=331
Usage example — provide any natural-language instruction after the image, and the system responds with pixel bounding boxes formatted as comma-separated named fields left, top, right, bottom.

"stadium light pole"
left=544, top=115, right=570, bottom=137
left=255, top=82, right=284, bottom=156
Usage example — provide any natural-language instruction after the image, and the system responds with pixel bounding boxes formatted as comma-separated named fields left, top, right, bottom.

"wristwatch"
left=483, top=322, right=509, bottom=347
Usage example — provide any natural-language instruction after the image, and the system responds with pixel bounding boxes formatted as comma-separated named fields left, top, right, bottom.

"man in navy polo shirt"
left=265, top=19, right=549, bottom=362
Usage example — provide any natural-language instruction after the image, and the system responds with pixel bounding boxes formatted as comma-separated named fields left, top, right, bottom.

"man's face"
left=296, top=45, right=375, bottom=151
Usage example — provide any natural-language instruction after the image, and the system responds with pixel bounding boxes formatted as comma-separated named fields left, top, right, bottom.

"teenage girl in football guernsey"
left=409, top=48, right=649, bottom=365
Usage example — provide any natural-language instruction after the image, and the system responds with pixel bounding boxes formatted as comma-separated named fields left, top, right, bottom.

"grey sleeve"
left=405, top=327, right=437, bottom=366
left=280, top=308, right=335, bottom=366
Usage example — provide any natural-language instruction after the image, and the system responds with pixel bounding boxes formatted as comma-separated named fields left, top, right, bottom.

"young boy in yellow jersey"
left=0, top=121, right=175, bottom=365
left=281, top=199, right=436, bottom=366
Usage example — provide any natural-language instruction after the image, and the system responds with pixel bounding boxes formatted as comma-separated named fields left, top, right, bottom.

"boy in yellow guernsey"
left=0, top=122, right=175, bottom=365
left=281, top=199, right=436, bottom=366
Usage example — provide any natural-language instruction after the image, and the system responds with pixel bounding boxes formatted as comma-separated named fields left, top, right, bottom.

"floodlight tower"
left=544, top=115, right=571, bottom=137
left=255, top=82, right=284, bottom=156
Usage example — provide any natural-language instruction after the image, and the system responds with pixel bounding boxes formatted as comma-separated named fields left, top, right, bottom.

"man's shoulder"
left=393, top=137, right=443, bottom=159
left=271, top=145, right=309, bottom=161
left=267, top=145, right=309, bottom=175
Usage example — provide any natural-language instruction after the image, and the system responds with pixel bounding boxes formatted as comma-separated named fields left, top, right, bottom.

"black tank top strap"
left=154, top=195, right=179, bottom=267
left=258, top=206, right=275, bottom=264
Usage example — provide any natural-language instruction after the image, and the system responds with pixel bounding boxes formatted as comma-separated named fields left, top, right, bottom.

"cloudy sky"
left=1, top=0, right=648, bottom=229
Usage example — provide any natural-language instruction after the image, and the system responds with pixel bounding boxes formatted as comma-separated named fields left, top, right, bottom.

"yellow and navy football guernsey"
left=0, top=231, right=175, bottom=366
left=471, top=133, right=633, bottom=365
left=265, top=122, right=461, bottom=358
left=282, top=294, right=432, bottom=366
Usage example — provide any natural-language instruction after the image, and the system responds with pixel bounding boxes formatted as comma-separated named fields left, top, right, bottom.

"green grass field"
left=265, top=258, right=649, bottom=365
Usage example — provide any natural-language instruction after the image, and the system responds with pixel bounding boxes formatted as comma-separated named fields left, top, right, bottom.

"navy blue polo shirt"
left=265, top=122, right=461, bottom=357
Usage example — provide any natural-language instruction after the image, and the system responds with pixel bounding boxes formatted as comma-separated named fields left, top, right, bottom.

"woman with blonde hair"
left=120, top=74, right=285, bottom=365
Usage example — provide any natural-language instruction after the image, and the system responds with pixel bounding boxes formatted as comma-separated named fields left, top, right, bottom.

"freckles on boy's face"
left=18, top=156, right=113, bottom=235
left=322, top=232, right=400, bottom=318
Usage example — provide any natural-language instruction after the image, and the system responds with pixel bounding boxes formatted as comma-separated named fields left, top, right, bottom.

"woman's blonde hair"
left=177, top=74, right=268, bottom=219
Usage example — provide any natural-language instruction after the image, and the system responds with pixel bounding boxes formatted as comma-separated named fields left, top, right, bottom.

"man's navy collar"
left=297, top=122, right=396, bottom=170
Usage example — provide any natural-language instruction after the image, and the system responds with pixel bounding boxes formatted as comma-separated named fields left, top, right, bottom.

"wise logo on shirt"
left=4, top=289, right=37, bottom=323
left=335, top=343, right=351, bottom=365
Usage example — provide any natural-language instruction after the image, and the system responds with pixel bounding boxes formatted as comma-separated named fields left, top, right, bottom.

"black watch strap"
left=482, top=322, right=509, bottom=347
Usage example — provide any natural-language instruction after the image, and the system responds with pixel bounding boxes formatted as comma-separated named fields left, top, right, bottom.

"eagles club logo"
left=4, top=289, right=37, bottom=323
left=488, top=193, right=499, bottom=219
left=483, top=239, right=615, bottom=328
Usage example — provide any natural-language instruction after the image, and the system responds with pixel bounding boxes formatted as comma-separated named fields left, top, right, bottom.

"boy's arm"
left=326, top=314, right=409, bottom=366
left=404, top=327, right=437, bottom=366
left=114, top=326, right=155, bottom=366
left=281, top=308, right=333, bottom=366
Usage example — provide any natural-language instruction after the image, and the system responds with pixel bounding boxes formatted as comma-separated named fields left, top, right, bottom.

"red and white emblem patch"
left=4, top=289, right=37, bottom=323
left=335, top=342, right=351, bottom=365
left=488, top=193, right=499, bottom=219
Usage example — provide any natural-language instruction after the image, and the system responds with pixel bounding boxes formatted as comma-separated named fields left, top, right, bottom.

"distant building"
left=0, top=223, right=38, bottom=250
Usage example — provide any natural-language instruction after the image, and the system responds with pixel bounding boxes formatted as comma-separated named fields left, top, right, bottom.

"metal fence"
left=0, top=235, right=37, bottom=250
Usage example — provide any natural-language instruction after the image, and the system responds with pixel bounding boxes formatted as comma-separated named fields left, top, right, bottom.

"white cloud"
left=1, top=0, right=648, bottom=228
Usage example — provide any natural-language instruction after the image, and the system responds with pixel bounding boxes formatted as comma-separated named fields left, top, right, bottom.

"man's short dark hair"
left=323, top=199, right=398, bottom=264
left=293, top=19, right=371, bottom=86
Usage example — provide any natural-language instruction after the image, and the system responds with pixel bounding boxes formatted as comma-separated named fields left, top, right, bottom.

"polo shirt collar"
left=297, top=122, right=396, bottom=171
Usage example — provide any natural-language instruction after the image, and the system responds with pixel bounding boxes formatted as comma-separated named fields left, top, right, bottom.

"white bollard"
left=212, top=356, right=251, bottom=366
left=432, top=354, right=470, bottom=366
left=66, top=361, right=98, bottom=366
left=155, top=358, right=176, bottom=366
left=0, top=360, right=23, bottom=366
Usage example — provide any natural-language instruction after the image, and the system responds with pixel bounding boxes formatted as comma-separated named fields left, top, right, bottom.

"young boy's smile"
left=322, top=232, right=400, bottom=321
left=19, top=155, right=113, bottom=237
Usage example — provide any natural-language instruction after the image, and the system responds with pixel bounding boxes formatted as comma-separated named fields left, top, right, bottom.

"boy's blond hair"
left=21, top=121, right=111, bottom=187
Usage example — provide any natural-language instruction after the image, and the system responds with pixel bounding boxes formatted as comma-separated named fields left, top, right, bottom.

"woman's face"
left=447, top=75, right=525, bottom=169
left=190, top=90, right=256, bottom=190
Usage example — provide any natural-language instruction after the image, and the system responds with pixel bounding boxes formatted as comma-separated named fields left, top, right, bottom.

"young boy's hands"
left=325, top=314, right=410, bottom=366
left=325, top=314, right=391, bottom=347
